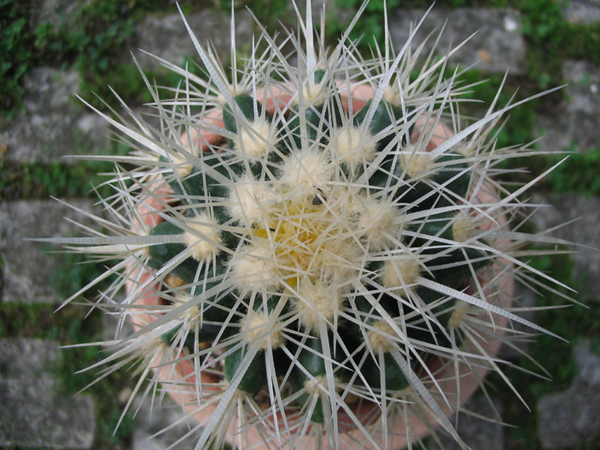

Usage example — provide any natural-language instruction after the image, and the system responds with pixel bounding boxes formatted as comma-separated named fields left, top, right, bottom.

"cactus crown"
left=38, top=2, right=571, bottom=449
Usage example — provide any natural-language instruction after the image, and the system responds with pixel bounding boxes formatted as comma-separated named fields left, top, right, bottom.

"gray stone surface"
left=536, top=60, right=600, bottom=153
left=538, top=339, right=600, bottom=449
left=131, top=394, right=200, bottom=450
left=102, top=305, right=134, bottom=342
left=389, top=8, right=526, bottom=74
left=0, top=338, right=95, bottom=449
left=0, top=199, right=95, bottom=303
left=132, top=9, right=254, bottom=73
left=29, top=0, right=80, bottom=29
left=430, top=396, right=504, bottom=450
left=574, top=339, right=600, bottom=386
left=563, top=0, right=600, bottom=24
left=532, top=193, right=600, bottom=300
left=1, top=68, right=109, bottom=164
left=499, top=282, right=538, bottom=361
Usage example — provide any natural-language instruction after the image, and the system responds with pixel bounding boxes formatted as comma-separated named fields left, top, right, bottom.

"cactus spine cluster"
left=40, top=2, right=570, bottom=449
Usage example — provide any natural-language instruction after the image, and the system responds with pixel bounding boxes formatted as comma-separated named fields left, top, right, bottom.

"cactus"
left=37, top=2, right=573, bottom=449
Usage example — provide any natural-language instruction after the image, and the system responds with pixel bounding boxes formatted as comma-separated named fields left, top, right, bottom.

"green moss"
left=0, top=0, right=33, bottom=123
left=214, top=0, right=290, bottom=27
left=541, top=146, right=600, bottom=197
left=0, top=129, right=133, bottom=201
left=445, top=69, right=540, bottom=146
left=0, top=257, right=4, bottom=297
left=519, top=0, right=600, bottom=90
left=0, top=160, right=119, bottom=201
left=327, top=0, right=400, bottom=48
left=0, top=303, right=54, bottom=339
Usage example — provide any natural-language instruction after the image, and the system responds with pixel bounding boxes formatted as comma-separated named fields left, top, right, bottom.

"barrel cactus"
left=40, top=2, right=569, bottom=449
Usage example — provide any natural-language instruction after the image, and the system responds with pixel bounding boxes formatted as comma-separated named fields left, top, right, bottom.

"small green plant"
left=329, top=0, right=400, bottom=45
left=543, top=146, right=600, bottom=197
left=0, top=0, right=33, bottom=122
left=519, top=0, right=600, bottom=90
left=0, top=159, right=123, bottom=201
left=37, top=1, right=574, bottom=449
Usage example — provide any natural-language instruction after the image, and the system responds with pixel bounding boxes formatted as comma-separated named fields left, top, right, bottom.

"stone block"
left=132, top=9, right=254, bottom=73
left=538, top=339, right=600, bottom=449
left=1, top=68, right=109, bottom=164
left=102, top=304, right=134, bottom=342
left=131, top=394, right=199, bottom=450
left=532, top=193, right=600, bottom=300
left=499, top=282, right=538, bottom=361
left=389, top=8, right=526, bottom=74
left=536, top=60, right=600, bottom=153
left=0, top=199, right=95, bottom=303
left=563, top=0, right=600, bottom=24
left=574, top=339, right=600, bottom=387
left=0, top=339, right=95, bottom=449
left=29, top=0, right=80, bottom=29
left=430, top=396, right=504, bottom=450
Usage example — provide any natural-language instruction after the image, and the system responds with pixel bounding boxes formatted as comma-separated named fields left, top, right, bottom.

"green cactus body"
left=224, top=344, right=268, bottom=394
left=166, top=151, right=242, bottom=202
left=145, top=65, right=492, bottom=418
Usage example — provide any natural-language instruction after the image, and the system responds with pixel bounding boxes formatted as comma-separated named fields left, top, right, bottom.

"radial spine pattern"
left=41, top=2, right=572, bottom=449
